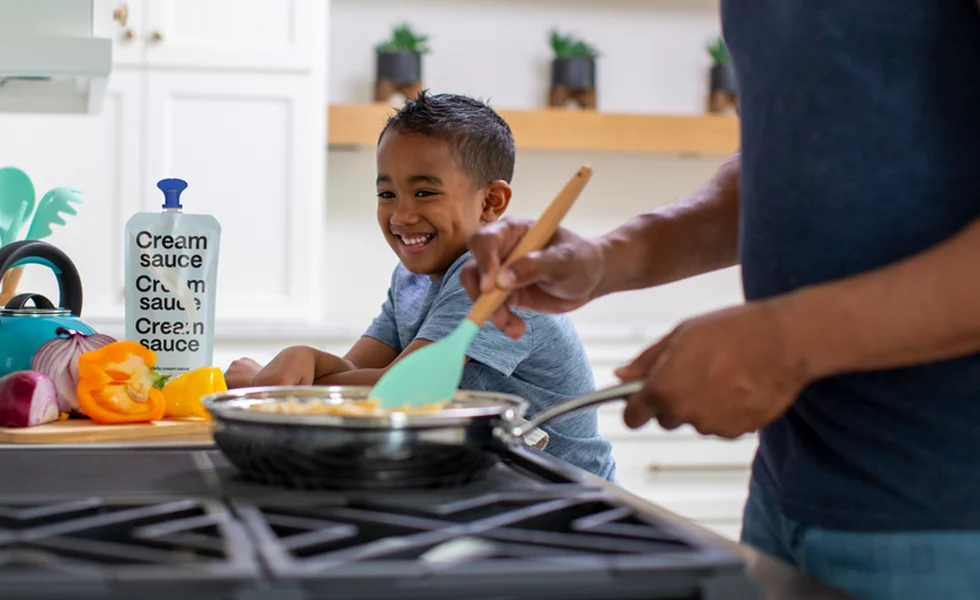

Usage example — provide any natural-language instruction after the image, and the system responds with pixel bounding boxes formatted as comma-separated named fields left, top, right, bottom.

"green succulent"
left=549, top=29, right=599, bottom=59
left=375, top=23, right=430, bottom=54
left=707, top=36, right=730, bottom=64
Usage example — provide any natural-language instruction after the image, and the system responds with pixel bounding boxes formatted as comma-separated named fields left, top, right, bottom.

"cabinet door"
left=143, top=71, right=323, bottom=324
left=92, top=0, right=147, bottom=66
left=0, top=71, right=144, bottom=319
left=143, top=0, right=318, bottom=71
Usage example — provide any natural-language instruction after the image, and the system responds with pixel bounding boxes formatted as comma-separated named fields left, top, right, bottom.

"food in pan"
left=246, top=397, right=450, bottom=417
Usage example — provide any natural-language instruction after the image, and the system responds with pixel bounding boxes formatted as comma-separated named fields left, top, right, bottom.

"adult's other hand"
left=461, top=216, right=606, bottom=339
left=614, top=301, right=811, bottom=438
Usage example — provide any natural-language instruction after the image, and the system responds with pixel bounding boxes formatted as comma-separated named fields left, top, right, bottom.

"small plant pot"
left=374, top=51, right=423, bottom=103
left=709, top=63, right=737, bottom=95
left=551, top=57, right=595, bottom=91
left=708, top=62, right=738, bottom=114
left=376, top=51, right=422, bottom=85
left=549, top=57, right=597, bottom=109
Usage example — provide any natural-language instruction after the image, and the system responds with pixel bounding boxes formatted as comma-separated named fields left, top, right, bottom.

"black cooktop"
left=0, top=446, right=760, bottom=600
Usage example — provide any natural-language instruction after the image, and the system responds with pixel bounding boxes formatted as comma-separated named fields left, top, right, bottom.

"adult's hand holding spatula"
left=369, top=165, right=594, bottom=410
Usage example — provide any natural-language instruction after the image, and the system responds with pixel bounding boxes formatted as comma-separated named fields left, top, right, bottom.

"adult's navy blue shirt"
left=723, top=0, right=980, bottom=530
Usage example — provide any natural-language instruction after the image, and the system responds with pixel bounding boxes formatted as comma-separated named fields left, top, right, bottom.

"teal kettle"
left=0, top=240, right=95, bottom=377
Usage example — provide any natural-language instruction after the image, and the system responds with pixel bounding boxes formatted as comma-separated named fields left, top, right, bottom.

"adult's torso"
left=723, top=0, right=980, bottom=529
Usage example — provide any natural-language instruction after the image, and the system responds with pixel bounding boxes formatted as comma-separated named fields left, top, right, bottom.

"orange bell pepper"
left=76, top=341, right=168, bottom=424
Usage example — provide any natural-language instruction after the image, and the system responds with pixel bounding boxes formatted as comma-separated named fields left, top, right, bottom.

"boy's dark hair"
left=378, top=90, right=516, bottom=185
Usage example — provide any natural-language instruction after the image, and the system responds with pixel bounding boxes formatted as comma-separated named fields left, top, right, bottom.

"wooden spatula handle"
left=467, top=165, right=593, bottom=327
left=0, top=266, right=24, bottom=306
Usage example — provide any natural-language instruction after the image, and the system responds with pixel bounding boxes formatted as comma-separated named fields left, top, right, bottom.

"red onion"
left=0, top=371, right=60, bottom=428
left=31, top=327, right=116, bottom=414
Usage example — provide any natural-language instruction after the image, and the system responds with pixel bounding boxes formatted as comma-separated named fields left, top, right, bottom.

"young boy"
left=225, top=91, right=615, bottom=480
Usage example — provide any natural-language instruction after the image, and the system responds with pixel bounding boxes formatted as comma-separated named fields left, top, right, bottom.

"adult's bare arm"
left=778, top=215, right=980, bottom=380
left=615, top=213, right=980, bottom=438
left=591, top=150, right=741, bottom=298
left=461, top=151, right=741, bottom=337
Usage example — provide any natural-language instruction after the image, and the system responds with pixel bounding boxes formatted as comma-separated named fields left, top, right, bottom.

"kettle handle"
left=5, top=293, right=56, bottom=310
left=0, top=241, right=83, bottom=316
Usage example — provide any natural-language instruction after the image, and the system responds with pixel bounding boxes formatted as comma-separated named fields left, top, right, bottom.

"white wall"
left=329, top=0, right=723, bottom=114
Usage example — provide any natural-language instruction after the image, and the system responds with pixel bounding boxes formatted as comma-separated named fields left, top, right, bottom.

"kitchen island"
left=0, top=439, right=853, bottom=600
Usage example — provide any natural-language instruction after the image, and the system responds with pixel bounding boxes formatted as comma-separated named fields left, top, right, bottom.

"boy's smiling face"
left=376, top=131, right=511, bottom=277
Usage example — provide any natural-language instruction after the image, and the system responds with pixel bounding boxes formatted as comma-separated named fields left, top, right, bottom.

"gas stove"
left=0, top=445, right=760, bottom=600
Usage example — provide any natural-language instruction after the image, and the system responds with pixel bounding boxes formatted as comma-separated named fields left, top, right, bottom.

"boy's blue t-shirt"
left=724, top=0, right=980, bottom=530
left=363, top=252, right=616, bottom=480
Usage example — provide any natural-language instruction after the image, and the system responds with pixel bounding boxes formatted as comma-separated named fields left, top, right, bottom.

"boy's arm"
left=312, top=279, right=408, bottom=385
left=252, top=282, right=406, bottom=386
left=315, top=339, right=471, bottom=386
left=343, top=337, right=400, bottom=369
left=316, top=263, right=527, bottom=386
left=317, top=270, right=515, bottom=386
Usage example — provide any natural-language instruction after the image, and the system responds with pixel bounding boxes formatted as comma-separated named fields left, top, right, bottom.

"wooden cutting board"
left=0, top=418, right=215, bottom=444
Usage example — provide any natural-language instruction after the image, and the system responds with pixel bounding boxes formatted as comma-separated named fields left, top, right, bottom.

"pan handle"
left=499, top=380, right=643, bottom=442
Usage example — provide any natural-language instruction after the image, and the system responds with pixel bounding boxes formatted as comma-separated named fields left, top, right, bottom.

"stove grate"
left=234, top=489, right=700, bottom=577
left=0, top=498, right=259, bottom=579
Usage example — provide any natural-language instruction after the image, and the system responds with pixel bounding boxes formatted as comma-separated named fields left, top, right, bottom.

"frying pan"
left=201, top=381, right=643, bottom=489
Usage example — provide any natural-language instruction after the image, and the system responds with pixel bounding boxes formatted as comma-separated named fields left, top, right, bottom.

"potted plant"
left=707, top=36, right=737, bottom=114
left=548, top=29, right=599, bottom=109
left=374, top=23, right=430, bottom=103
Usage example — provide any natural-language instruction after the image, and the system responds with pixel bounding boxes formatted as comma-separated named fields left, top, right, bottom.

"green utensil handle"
left=467, top=165, right=593, bottom=327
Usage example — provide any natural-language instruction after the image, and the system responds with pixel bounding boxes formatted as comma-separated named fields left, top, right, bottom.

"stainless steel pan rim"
left=201, top=385, right=529, bottom=430
left=199, top=381, right=642, bottom=489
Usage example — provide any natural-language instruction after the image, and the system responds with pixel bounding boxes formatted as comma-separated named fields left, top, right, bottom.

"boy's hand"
left=252, top=346, right=318, bottom=386
left=462, top=216, right=606, bottom=339
left=225, top=357, right=263, bottom=389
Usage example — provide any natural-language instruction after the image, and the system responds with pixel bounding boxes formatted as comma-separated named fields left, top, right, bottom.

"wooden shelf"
left=328, top=103, right=739, bottom=156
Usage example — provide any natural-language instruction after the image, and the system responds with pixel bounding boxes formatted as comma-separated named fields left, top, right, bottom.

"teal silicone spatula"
left=25, top=187, right=83, bottom=240
left=0, top=167, right=35, bottom=245
left=370, top=165, right=594, bottom=409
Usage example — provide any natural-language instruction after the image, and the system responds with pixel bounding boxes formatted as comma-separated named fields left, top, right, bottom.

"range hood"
left=0, top=0, right=112, bottom=114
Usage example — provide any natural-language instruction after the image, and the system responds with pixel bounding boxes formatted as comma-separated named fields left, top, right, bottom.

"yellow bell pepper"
left=161, top=367, right=226, bottom=420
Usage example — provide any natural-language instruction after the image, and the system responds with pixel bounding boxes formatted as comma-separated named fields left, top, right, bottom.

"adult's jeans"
left=740, top=477, right=980, bottom=600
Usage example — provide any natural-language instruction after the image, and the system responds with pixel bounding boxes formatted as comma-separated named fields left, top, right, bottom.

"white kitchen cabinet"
left=0, top=71, right=143, bottom=319
left=93, top=0, right=146, bottom=66
left=144, top=71, right=321, bottom=320
left=144, top=0, right=317, bottom=71
left=1, top=0, right=325, bottom=324
left=95, top=0, right=316, bottom=71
